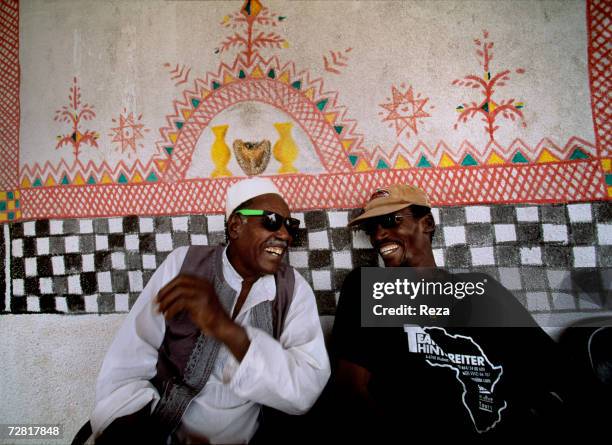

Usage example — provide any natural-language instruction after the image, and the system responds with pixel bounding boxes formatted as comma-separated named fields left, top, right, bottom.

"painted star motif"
left=379, top=85, right=431, bottom=138
left=110, top=110, right=149, bottom=155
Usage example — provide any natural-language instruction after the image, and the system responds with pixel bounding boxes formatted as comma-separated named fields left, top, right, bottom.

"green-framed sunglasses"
left=235, top=209, right=301, bottom=236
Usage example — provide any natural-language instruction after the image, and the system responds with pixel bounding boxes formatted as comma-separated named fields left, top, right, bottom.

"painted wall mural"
left=0, top=0, right=19, bottom=219
left=1, top=0, right=610, bottom=223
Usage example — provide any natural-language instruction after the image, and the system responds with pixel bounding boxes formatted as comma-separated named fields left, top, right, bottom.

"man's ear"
left=420, top=214, right=435, bottom=236
left=226, top=214, right=244, bottom=240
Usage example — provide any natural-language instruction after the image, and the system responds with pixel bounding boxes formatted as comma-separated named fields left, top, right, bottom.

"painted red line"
left=0, top=13, right=18, bottom=34
left=0, top=59, right=18, bottom=79
left=0, top=35, right=19, bottom=56
left=14, top=161, right=607, bottom=221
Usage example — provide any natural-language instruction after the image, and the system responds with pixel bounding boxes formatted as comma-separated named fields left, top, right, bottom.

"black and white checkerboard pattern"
left=1, top=224, right=5, bottom=313
left=3, top=202, right=611, bottom=316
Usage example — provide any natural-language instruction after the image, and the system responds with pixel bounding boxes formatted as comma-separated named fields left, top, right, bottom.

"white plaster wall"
left=0, top=314, right=335, bottom=445
left=0, top=315, right=126, bottom=445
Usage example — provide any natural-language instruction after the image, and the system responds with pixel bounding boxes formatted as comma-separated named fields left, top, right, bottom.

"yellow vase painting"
left=210, top=124, right=232, bottom=177
left=273, top=122, right=299, bottom=174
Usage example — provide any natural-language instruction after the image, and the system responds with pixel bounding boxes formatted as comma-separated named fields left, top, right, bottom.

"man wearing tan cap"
left=329, top=183, right=566, bottom=441
left=90, top=178, right=330, bottom=444
left=347, top=184, right=436, bottom=268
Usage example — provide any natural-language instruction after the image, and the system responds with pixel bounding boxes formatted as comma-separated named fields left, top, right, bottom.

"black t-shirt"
left=331, top=267, right=567, bottom=441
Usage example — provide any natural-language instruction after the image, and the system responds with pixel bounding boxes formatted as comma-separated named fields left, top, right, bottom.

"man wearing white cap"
left=91, top=178, right=330, bottom=444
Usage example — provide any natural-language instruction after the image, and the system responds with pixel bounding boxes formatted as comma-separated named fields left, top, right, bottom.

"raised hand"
left=155, top=274, right=250, bottom=360
left=156, top=274, right=231, bottom=337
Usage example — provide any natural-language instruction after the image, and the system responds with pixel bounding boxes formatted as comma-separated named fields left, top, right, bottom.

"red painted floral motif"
left=452, top=30, right=526, bottom=142
left=54, top=77, right=99, bottom=160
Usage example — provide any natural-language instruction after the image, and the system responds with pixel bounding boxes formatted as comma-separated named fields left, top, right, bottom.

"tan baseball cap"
left=348, top=184, right=431, bottom=227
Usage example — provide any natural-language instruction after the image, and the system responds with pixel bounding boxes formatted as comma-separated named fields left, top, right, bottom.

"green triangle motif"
left=267, top=69, right=276, bottom=79
left=175, top=121, right=184, bottom=130
left=165, top=146, right=174, bottom=156
left=291, top=81, right=301, bottom=89
left=316, top=99, right=328, bottom=111
left=61, top=175, right=70, bottom=185
left=334, top=125, right=343, bottom=135
left=146, top=172, right=159, bottom=182
left=212, top=81, right=221, bottom=90
left=461, top=154, right=478, bottom=166
left=376, top=159, right=389, bottom=169
left=417, top=155, right=432, bottom=168
left=33, top=178, right=42, bottom=187
left=569, top=148, right=590, bottom=160
left=348, top=155, right=358, bottom=166
left=87, top=175, right=96, bottom=185
left=481, top=102, right=489, bottom=113
left=118, top=173, right=129, bottom=184
left=511, top=151, right=529, bottom=163
left=238, top=70, right=246, bottom=79
left=191, top=98, right=201, bottom=108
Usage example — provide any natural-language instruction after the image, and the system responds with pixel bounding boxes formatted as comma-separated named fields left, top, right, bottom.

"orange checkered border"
left=18, top=160, right=606, bottom=220
left=0, top=0, right=19, bottom=190
left=587, top=0, right=611, bottom=158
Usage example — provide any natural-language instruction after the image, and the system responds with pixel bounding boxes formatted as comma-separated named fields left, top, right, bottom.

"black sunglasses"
left=235, top=209, right=300, bottom=236
left=360, top=213, right=406, bottom=236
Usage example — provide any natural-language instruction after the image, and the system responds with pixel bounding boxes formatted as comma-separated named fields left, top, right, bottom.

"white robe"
left=91, top=246, right=330, bottom=444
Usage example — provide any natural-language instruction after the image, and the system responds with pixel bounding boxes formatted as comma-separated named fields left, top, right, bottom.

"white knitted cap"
left=225, top=178, right=282, bottom=219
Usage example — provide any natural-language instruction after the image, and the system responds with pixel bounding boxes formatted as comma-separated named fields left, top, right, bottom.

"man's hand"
left=155, top=274, right=250, bottom=360
left=156, top=274, right=230, bottom=337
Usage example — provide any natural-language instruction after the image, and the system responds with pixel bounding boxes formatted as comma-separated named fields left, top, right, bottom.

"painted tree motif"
left=54, top=77, right=99, bottom=160
left=217, top=0, right=287, bottom=65
left=452, top=30, right=526, bottom=141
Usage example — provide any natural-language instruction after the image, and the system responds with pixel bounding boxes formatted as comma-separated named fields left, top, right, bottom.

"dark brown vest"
left=149, top=245, right=295, bottom=434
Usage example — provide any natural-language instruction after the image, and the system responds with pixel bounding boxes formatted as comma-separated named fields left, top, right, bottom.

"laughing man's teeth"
left=265, top=247, right=284, bottom=256
left=379, top=244, right=399, bottom=255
